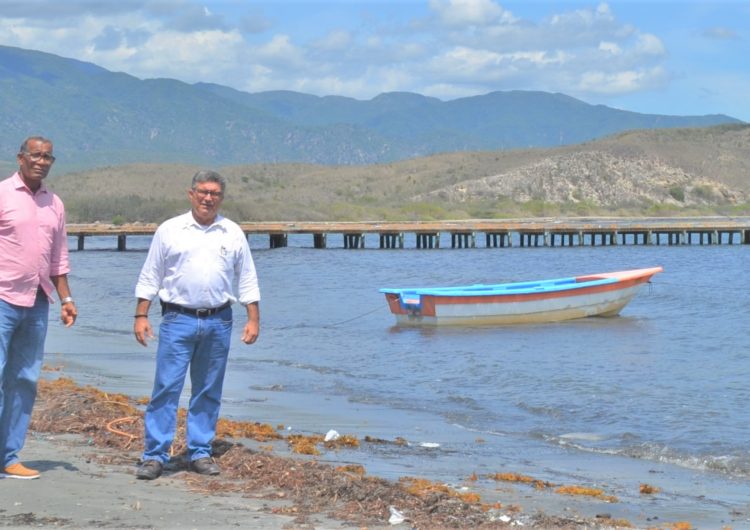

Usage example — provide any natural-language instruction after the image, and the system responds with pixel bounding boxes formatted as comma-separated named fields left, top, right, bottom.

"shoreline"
left=0, top=376, right=589, bottom=529
left=0, top=374, right=738, bottom=529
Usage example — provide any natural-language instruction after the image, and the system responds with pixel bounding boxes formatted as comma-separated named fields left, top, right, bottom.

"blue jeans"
left=0, top=290, right=49, bottom=467
left=142, top=306, right=232, bottom=463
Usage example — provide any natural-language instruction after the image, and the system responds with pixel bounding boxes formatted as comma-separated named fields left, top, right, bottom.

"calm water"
left=45, top=234, right=750, bottom=527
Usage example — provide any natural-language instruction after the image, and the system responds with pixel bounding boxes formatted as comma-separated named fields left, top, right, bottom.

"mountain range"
left=0, top=44, right=743, bottom=172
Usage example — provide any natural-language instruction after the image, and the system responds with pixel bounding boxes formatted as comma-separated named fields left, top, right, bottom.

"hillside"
left=418, top=125, right=750, bottom=209
left=48, top=124, right=750, bottom=223
left=0, top=44, right=742, bottom=171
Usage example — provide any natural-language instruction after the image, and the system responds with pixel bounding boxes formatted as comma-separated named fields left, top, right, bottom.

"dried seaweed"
left=29, top=377, right=652, bottom=529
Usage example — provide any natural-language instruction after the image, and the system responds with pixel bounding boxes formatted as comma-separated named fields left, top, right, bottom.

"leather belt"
left=161, top=301, right=231, bottom=317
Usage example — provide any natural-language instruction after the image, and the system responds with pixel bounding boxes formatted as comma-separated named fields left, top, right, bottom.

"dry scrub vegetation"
left=48, top=124, right=750, bottom=224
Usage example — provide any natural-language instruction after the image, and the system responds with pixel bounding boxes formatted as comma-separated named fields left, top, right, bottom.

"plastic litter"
left=388, top=505, right=406, bottom=525
left=324, top=429, right=340, bottom=442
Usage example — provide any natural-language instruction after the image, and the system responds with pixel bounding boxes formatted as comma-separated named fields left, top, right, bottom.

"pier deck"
left=66, top=217, right=750, bottom=250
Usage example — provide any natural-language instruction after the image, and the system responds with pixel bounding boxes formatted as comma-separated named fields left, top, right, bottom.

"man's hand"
left=60, top=303, right=77, bottom=327
left=241, top=319, right=259, bottom=344
left=241, top=301, right=260, bottom=344
left=134, top=317, right=154, bottom=346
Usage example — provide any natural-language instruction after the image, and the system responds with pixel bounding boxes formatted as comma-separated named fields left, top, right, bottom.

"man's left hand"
left=61, top=303, right=77, bottom=327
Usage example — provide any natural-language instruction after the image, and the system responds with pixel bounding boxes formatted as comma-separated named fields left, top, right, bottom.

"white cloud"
left=411, top=0, right=665, bottom=99
left=254, top=34, right=307, bottom=70
left=580, top=70, right=641, bottom=93
left=89, top=29, right=247, bottom=82
left=429, top=0, right=515, bottom=27
left=426, top=45, right=571, bottom=88
left=578, top=66, right=667, bottom=94
left=635, top=33, right=665, bottom=56
left=599, top=41, right=622, bottom=55
left=549, top=2, right=613, bottom=29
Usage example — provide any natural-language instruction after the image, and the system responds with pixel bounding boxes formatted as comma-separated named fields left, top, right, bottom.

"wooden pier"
left=66, top=217, right=750, bottom=250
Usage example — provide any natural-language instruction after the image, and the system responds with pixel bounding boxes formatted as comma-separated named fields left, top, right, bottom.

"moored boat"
left=380, top=267, right=663, bottom=326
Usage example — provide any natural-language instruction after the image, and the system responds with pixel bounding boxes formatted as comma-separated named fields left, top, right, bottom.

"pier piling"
left=313, top=233, right=327, bottom=249
left=451, top=232, right=475, bottom=249
left=379, top=232, right=404, bottom=249
left=343, top=233, right=364, bottom=249
left=269, top=233, right=288, bottom=248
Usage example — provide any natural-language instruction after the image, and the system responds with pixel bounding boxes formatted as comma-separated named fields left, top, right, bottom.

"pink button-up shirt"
left=0, top=172, right=70, bottom=307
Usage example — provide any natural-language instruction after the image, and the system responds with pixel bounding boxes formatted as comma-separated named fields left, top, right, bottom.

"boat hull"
left=381, top=267, right=662, bottom=327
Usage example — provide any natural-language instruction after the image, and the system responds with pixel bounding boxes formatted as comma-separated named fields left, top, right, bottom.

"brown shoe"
left=3, top=463, right=40, bottom=480
left=190, top=457, right=220, bottom=475
left=135, top=459, right=163, bottom=480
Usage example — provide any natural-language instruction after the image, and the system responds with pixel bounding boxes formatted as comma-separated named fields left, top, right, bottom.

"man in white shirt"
left=133, top=170, right=260, bottom=480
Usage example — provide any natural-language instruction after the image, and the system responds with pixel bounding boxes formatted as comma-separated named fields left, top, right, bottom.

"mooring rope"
left=270, top=303, right=387, bottom=330
left=323, top=304, right=386, bottom=328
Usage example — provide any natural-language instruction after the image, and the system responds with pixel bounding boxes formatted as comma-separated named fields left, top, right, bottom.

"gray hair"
left=191, top=170, right=226, bottom=193
left=19, top=136, right=52, bottom=153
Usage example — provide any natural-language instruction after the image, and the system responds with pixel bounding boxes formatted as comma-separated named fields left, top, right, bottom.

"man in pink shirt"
left=0, top=136, right=77, bottom=480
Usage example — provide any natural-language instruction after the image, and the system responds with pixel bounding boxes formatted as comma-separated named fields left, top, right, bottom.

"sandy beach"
left=0, top=377, right=353, bottom=530
left=0, top=428, right=626, bottom=530
left=0, top=376, right=656, bottom=530
left=0, top=433, right=315, bottom=529
left=3, top=376, right=741, bottom=530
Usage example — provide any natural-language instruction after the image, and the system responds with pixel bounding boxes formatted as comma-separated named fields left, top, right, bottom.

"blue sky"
left=1, top=0, right=748, bottom=121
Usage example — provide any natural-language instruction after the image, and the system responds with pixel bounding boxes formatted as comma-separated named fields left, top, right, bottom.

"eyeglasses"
left=24, top=152, right=56, bottom=163
left=192, top=188, right=224, bottom=199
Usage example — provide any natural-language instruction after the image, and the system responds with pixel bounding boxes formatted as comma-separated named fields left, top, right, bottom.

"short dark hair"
left=19, top=136, right=52, bottom=154
left=192, top=170, right=226, bottom=193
